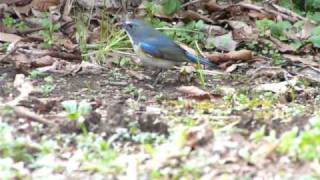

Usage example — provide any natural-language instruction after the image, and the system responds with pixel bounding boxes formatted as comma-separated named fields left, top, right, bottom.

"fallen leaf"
left=209, top=32, right=238, bottom=52
left=205, top=50, right=253, bottom=63
left=186, top=123, right=213, bottom=149
left=205, top=0, right=223, bottom=12
left=125, top=69, right=145, bottom=80
left=296, top=20, right=317, bottom=40
left=177, top=86, right=212, bottom=100
left=31, top=55, right=56, bottom=67
left=29, top=97, right=62, bottom=113
left=0, top=32, right=22, bottom=43
left=253, top=78, right=298, bottom=94
left=13, top=53, right=32, bottom=72
left=283, top=54, right=320, bottom=67
left=299, top=66, right=320, bottom=83
left=227, top=20, right=253, bottom=35
left=251, top=140, right=279, bottom=166
left=225, top=63, right=248, bottom=73
left=269, top=37, right=296, bottom=52
left=31, top=0, right=60, bottom=11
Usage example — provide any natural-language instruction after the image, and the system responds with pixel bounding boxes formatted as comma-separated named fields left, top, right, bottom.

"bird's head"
left=117, top=19, right=153, bottom=44
left=119, top=19, right=145, bottom=31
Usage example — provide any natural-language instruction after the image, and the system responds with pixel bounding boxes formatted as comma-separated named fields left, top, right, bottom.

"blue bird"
left=118, top=19, right=216, bottom=84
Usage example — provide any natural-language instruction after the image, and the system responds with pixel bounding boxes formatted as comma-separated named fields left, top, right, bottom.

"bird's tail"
left=185, top=52, right=216, bottom=67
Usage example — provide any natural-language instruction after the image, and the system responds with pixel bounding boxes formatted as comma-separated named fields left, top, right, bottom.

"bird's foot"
left=151, top=69, right=164, bottom=86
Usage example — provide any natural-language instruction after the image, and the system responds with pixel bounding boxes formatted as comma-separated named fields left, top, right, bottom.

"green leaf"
left=310, top=36, right=320, bottom=48
left=62, top=100, right=78, bottom=114
left=311, top=26, right=320, bottom=35
left=256, top=19, right=274, bottom=32
left=278, top=127, right=298, bottom=153
left=270, top=21, right=291, bottom=39
left=78, top=100, right=92, bottom=116
left=161, top=0, right=181, bottom=15
left=67, top=113, right=80, bottom=121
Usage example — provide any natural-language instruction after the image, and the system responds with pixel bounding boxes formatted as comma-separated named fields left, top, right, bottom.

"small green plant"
left=112, top=57, right=133, bottom=67
left=75, top=13, right=89, bottom=60
left=144, top=0, right=181, bottom=16
left=2, top=15, right=15, bottom=28
left=61, top=100, right=92, bottom=121
left=27, top=70, right=46, bottom=80
left=0, top=42, right=9, bottom=52
left=160, top=0, right=181, bottom=15
left=271, top=51, right=287, bottom=66
left=278, top=115, right=320, bottom=161
left=0, top=122, right=38, bottom=163
left=123, top=84, right=143, bottom=98
left=270, top=21, right=292, bottom=40
left=309, top=26, right=320, bottom=48
left=256, top=19, right=274, bottom=36
left=39, top=76, right=55, bottom=96
left=62, top=100, right=93, bottom=134
left=249, top=126, right=266, bottom=143
left=75, top=133, right=120, bottom=173
left=166, top=20, right=206, bottom=48
left=195, top=64, right=206, bottom=88
left=39, top=17, right=60, bottom=48
left=256, top=19, right=292, bottom=40
left=2, top=15, right=27, bottom=31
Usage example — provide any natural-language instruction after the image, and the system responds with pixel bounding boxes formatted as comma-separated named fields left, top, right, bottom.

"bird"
left=118, top=19, right=216, bottom=84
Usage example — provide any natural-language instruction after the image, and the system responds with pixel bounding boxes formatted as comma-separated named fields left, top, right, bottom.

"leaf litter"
left=0, top=0, right=320, bottom=179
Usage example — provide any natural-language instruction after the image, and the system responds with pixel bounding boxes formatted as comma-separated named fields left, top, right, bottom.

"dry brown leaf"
left=205, top=50, right=253, bottom=63
left=253, top=78, right=298, bottom=94
left=182, top=10, right=214, bottom=24
left=186, top=124, right=213, bottom=149
left=12, top=53, right=32, bottom=72
left=13, top=4, right=32, bottom=15
left=299, top=66, right=320, bottom=83
left=205, top=0, right=223, bottom=12
left=297, top=20, right=318, bottom=40
left=248, top=10, right=273, bottom=20
left=177, top=86, right=212, bottom=100
left=269, top=37, right=296, bottom=53
left=125, top=69, right=145, bottom=81
left=31, top=55, right=57, bottom=67
left=283, top=54, right=320, bottom=67
left=63, top=39, right=77, bottom=50
left=0, top=32, right=22, bottom=43
left=251, top=140, right=279, bottom=166
left=29, top=97, right=62, bottom=113
left=31, top=0, right=59, bottom=11
left=9, top=74, right=35, bottom=106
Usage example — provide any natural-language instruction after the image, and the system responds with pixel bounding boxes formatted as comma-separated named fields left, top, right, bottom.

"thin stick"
left=181, top=0, right=203, bottom=8
left=0, top=46, right=19, bottom=63
left=13, top=106, right=56, bottom=127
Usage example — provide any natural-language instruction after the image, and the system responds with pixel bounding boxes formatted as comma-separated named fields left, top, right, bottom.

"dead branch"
left=13, top=106, right=56, bottom=127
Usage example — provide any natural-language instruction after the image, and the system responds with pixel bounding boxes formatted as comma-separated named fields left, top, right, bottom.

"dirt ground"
left=1, top=58, right=319, bottom=178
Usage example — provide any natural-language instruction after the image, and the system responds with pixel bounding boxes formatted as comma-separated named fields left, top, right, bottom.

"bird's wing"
left=139, top=37, right=187, bottom=62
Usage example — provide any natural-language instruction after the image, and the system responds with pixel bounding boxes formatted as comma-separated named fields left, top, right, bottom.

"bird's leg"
left=152, top=68, right=164, bottom=86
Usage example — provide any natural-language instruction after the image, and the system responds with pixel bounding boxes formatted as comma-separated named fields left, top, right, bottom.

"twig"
left=267, top=2, right=307, bottom=22
left=46, top=51, right=82, bottom=61
left=181, top=0, right=203, bottom=8
left=13, top=106, right=56, bottom=127
left=0, top=46, right=19, bottom=63
left=17, top=48, right=82, bottom=61
left=107, top=81, right=128, bottom=86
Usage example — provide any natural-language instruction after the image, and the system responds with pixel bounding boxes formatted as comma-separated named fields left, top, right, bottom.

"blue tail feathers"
left=185, top=52, right=216, bottom=67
